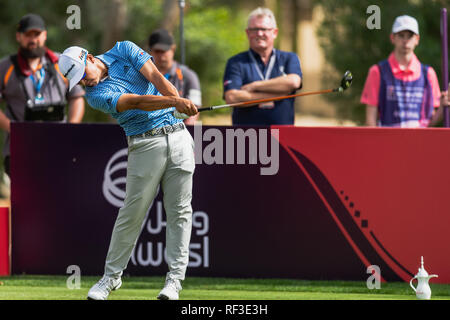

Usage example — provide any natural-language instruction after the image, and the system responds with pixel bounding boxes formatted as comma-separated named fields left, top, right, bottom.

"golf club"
left=197, top=70, right=353, bottom=113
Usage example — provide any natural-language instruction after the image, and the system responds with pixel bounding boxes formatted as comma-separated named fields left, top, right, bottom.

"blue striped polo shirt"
left=85, top=41, right=182, bottom=136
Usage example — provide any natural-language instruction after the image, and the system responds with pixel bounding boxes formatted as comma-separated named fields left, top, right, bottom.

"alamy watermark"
left=66, top=5, right=81, bottom=30
left=366, top=5, right=381, bottom=30
left=193, top=124, right=280, bottom=176
left=366, top=265, right=381, bottom=289
left=66, top=265, right=81, bottom=289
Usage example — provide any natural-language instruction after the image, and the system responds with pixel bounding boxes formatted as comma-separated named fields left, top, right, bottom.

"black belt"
left=128, top=122, right=185, bottom=141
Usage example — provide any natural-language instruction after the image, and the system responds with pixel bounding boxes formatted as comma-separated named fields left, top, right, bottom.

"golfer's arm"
left=139, top=59, right=179, bottom=97
left=116, top=94, right=179, bottom=113
left=365, top=105, right=378, bottom=126
left=116, top=59, right=183, bottom=112
left=245, top=74, right=301, bottom=93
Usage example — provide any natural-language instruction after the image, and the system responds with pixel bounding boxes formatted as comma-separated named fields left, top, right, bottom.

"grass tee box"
left=0, top=276, right=450, bottom=300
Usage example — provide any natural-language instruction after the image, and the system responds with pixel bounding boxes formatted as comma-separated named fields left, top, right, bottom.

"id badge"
left=34, top=93, right=45, bottom=105
left=258, top=101, right=275, bottom=109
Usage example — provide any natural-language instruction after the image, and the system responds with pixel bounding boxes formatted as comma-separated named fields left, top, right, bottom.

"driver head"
left=340, top=70, right=353, bottom=91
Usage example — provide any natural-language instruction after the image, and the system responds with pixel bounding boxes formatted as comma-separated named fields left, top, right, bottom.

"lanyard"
left=30, top=68, right=45, bottom=94
left=248, top=49, right=276, bottom=81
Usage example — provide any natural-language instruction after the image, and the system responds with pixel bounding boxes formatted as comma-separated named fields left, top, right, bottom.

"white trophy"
left=409, top=256, right=438, bottom=300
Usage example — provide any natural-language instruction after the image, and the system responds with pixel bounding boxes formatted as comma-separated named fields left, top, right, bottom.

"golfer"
left=59, top=41, right=198, bottom=300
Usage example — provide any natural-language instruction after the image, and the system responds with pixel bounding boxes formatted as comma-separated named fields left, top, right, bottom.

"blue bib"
left=377, top=60, right=433, bottom=127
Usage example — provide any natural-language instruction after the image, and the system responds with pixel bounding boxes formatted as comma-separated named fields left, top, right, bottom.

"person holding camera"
left=0, top=14, right=85, bottom=175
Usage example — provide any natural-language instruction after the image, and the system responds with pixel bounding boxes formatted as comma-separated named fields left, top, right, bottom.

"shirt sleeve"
left=85, top=88, right=123, bottom=114
left=116, top=41, right=152, bottom=71
left=427, top=67, right=441, bottom=108
left=183, top=68, right=202, bottom=106
left=67, top=83, right=85, bottom=99
left=360, top=65, right=380, bottom=107
left=284, top=52, right=302, bottom=78
left=223, top=58, right=243, bottom=93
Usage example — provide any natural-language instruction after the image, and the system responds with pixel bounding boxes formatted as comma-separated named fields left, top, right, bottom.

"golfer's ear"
left=87, top=54, right=95, bottom=63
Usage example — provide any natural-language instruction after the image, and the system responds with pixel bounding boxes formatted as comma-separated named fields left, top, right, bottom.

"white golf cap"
left=58, top=46, right=88, bottom=91
left=392, top=15, right=419, bottom=35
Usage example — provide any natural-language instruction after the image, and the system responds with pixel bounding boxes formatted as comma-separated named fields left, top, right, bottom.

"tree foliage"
left=316, top=0, right=450, bottom=124
left=0, top=0, right=252, bottom=122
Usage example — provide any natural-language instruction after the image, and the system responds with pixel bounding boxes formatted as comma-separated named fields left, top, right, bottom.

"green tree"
left=182, top=3, right=248, bottom=109
left=316, top=0, right=450, bottom=124
left=0, top=0, right=252, bottom=121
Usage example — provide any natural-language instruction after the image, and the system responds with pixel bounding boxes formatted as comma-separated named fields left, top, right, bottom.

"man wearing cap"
left=148, top=29, right=201, bottom=125
left=0, top=14, right=85, bottom=175
left=361, top=15, right=441, bottom=127
left=58, top=40, right=197, bottom=300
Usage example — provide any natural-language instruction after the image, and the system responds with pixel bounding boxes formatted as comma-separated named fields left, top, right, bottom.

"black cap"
left=17, top=14, right=46, bottom=33
left=148, top=29, right=174, bottom=51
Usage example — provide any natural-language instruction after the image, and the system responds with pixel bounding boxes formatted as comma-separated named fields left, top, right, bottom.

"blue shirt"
left=85, top=41, right=182, bottom=136
left=223, top=49, right=302, bottom=125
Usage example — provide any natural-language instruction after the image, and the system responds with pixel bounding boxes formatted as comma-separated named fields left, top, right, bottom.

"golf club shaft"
left=198, top=88, right=335, bottom=112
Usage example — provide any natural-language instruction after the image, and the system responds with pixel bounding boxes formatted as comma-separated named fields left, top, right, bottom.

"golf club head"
left=339, top=70, right=353, bottom=92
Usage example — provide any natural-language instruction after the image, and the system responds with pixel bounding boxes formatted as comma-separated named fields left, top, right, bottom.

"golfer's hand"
left=175, top=97, right=198, bottom=116
left=441, top=91, right=449, bottom=108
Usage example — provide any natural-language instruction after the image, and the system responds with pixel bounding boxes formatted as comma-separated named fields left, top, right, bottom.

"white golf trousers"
left=104, top=128, right=195, bottom=280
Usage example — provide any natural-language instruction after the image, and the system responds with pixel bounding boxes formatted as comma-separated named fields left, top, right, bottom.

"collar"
left=95, top=53, right=114, bottom=68
left=16, top=47, right=58, bottom=77
left=95, top=55, right=111, bottom=81
left=249, top=48, right=275, bottom=64
left=388, top=52, right=421, bottom=77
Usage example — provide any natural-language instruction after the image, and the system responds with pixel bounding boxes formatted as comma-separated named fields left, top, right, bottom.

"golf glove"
left=173, top=110, right=189, bottom=119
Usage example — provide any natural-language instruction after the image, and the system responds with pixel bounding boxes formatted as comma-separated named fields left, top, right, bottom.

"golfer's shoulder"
left=108, top=41, right=144, bottom=56
left=114, top=40, right=138, bottom=49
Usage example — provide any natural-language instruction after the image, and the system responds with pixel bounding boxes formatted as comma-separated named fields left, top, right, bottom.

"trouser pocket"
left=169, top=130, right=195, bottom=173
